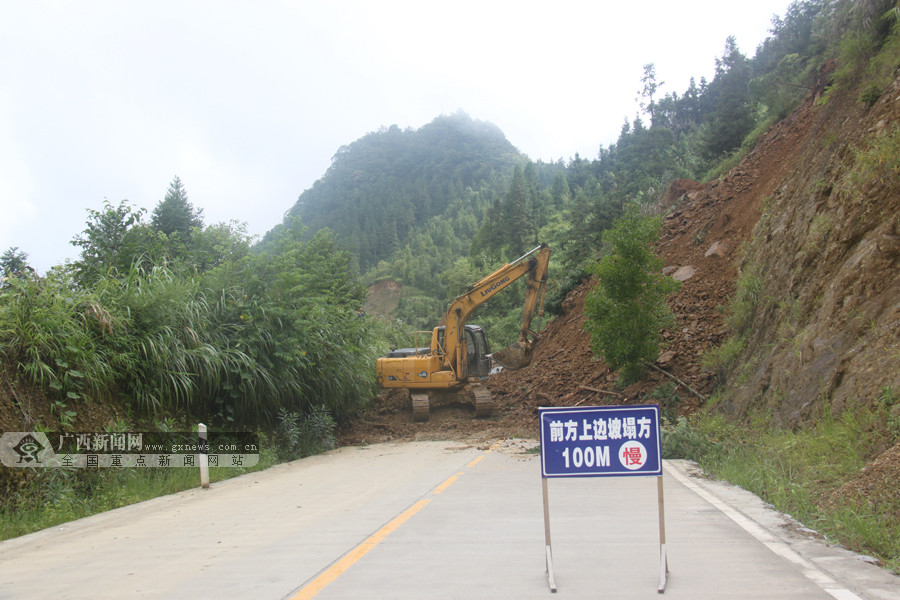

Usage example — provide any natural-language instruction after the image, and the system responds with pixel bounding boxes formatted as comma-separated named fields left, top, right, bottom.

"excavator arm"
left=441, top=243, right=551, bottom=373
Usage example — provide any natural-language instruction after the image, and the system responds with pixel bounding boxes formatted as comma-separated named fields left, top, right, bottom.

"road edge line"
left=663, top=461, right=863, bottom=600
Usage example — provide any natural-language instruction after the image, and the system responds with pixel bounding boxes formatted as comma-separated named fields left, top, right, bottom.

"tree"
left=638, top=63, right=665, bottom=125
left=470, top=163, right=537, bottom=258
left=1, top=247, right=31, bottom=278
left=583, top=202, right=679, bottom=383
left=702, top=37, right=755, bottom=159
left=503, top=164, right=535, bottom=255
left=550, top=172, right=571, bottom=209
left=185, top=220, right=252, bottom=274
left=151, top=176, right=204, bottom=236
left=71, top=199, right=146, bottom=285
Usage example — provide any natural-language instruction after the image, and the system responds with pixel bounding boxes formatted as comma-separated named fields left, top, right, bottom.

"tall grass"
left=1, top=244, right=381, bottom=430
left=0, top=274, right=115, bottom=420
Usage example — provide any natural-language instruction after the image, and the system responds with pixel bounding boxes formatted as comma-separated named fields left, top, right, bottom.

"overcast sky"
left=1, top=0, right=795, bottom=274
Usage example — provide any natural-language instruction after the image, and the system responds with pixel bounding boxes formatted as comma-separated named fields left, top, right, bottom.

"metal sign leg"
left=657, top=475, right=668, bottom=593
left=542, top=477, right=557, bottom=593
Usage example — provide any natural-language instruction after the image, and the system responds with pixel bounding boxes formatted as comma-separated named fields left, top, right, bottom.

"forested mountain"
left=274, top=112, right=522, bottom=272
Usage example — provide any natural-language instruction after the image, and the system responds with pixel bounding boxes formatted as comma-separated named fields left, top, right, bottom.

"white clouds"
left=0, top=0, right=793, bottom=273
left=0, top=89, right=37, bottom=256
left=0, top=149, right=37, bottom=253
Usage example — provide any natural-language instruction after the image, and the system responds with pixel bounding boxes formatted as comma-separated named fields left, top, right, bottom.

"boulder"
left=704, top=241, right=730, bottom=258
left=672, top=265, right=696, bottom=281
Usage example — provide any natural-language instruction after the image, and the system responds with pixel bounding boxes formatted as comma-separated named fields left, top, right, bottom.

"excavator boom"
left=441, top=243, right=550, bottom=373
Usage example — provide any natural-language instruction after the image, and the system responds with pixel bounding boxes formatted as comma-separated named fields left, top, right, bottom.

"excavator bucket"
left=491, top=340, right=534, bottom=371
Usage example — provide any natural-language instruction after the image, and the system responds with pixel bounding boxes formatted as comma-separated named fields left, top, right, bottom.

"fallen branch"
left=644, top=361, right=707, bottom=402
left=566, top=384, right=624, bottom=406
left=577, top=385, right=622, bottom=397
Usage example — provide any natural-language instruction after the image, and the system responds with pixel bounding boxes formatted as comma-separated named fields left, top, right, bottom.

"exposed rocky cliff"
left=721, top=66, right=900, bottom=424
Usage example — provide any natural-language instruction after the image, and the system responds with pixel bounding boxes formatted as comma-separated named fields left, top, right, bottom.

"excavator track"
left=472, top=386, right=493, bottom=418
left=411, top=392, right=430, bottom=422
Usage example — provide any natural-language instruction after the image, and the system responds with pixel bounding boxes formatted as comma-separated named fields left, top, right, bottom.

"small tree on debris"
left=583, top=202, right=678, bottom=384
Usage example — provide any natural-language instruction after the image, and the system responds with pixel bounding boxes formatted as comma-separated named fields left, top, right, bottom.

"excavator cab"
left=436, top=324, right=492, bottom=381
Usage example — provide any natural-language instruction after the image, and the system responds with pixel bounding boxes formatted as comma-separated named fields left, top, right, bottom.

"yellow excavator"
left=376, top=243, right=551, bottom=421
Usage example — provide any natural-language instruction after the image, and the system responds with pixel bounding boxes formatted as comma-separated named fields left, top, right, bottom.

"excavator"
left=375, top=243, right=551, bottom=421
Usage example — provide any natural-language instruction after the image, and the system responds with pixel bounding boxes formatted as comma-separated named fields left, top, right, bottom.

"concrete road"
left=0, top=440, right=897, bottom=599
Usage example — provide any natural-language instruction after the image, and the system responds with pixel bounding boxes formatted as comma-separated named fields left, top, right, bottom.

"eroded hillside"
left=723, top=72, right=900, bottom=425
left=343, top=63, right=899, bottom=448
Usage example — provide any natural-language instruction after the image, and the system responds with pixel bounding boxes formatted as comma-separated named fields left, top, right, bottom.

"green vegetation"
left=701, top=335, right=748, bottom=386
left=846, top=125, right=900, bottom=202
left=275, top=112, right=521, bottom=274
left=682, top=9, right=900, bottom=571
left=0, top=176, right=384, bottom=539
left=0, top=455, right=268, bottom=541
left=583, top=203, right=679, bottom=383
left=1, top=179, right=381, bottom=431
left=0, top=247, right=30, bottom=278
left=4, top=0, right=867, bottom=425
left=663, top=401, right=900, bottom=573
left=150, top=176, right=204, bottom=236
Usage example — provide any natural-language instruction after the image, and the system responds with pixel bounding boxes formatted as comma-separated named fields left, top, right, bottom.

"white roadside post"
left=539, top=404, right=668, bottom=594
left=198, top=423, right=210, bottom=489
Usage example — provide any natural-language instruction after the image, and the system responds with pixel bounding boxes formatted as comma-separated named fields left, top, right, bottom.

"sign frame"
left=538, top=404, right=669, bottom=594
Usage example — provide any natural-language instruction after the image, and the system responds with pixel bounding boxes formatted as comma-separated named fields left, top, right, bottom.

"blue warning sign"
left=539, top=405, right=662, bottom=478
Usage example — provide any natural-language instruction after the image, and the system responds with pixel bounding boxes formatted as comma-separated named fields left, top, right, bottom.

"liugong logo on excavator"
left=480, top=275, right=510, bottom=297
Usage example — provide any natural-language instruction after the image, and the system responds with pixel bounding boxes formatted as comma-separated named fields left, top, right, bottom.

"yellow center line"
left=289, top=498, right=432, bottom=600
left=289, top=445, right=497, bottom=599
left=434, top=473, right=461, bottom=494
